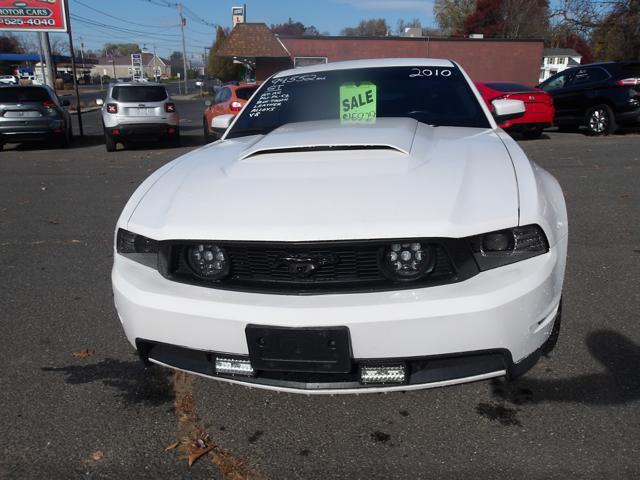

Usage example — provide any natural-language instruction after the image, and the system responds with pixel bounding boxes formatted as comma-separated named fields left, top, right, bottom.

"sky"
left=46, top=0, right=437, bottom=61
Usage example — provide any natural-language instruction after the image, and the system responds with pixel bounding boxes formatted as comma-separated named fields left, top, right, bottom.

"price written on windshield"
left=409, top=68, right=452, bottom=78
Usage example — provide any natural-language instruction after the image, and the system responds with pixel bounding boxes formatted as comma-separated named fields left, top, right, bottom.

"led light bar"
left=215, top=357, right=254, bottom=376
left=360, top=364, right=406, bottom=384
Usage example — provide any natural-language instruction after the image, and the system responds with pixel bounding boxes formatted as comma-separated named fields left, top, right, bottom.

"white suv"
left=97, top=82, right=179, bottom=152
left=112, top=59, right=567, bottom=394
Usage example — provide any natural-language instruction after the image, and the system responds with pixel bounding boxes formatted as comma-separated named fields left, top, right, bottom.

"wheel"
left=542, top=300, right=562, bottom=355
left=203, top=118, right=211, bottom=143
left=169, top=134, right=181, bottom=148
left=105, top=132, right=117, bottom=152
left=59, top=127, right=72, bottom=149
left=586, top=104, right=617, bottom=136
left=523, top=128, right=543, bottom=139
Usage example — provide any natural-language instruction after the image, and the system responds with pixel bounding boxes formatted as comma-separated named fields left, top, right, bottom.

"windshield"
left=227, top=66, right=489, bottom=138
left=112, top=86, right=167, bottom=102
left=0, top=87, right=51, bottom=103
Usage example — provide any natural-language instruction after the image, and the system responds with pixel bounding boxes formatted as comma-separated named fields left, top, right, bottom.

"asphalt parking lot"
left=1, top=100, right=639, bottom=479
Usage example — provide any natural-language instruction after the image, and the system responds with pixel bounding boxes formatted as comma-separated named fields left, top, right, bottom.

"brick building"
left=217, top=23, right=544, bottom=86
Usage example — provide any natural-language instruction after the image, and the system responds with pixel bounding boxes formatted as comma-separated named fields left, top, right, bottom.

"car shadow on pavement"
left=491, top=329, right=640, bottom=406
left=42, top=358, right=174, bottom=407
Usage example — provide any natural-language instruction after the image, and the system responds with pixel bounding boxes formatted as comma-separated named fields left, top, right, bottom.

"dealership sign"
left=0, top=0, right=67, bottom=32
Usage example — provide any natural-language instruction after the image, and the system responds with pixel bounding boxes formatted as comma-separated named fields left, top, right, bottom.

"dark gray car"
left=0, top=85, right=72, bottom=150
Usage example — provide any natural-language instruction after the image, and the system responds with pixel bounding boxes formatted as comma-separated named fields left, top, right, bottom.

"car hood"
left=127, top=119, right=519, bottom=241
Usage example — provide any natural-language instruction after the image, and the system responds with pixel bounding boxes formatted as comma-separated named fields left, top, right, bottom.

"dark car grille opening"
left=159, top=239, right=478, bottom=295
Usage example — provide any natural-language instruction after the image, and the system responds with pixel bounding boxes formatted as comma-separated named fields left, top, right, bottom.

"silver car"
left=0, top=85, right=72, bottom=150
left=97, top=82, right=179, bottom=152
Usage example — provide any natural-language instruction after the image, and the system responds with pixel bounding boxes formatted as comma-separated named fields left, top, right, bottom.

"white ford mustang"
left=112, top=58, right=567, bottom=394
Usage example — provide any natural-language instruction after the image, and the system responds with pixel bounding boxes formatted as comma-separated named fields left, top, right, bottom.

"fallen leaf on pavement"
left=72, top=349, right=95, bottom=358
left=165, top=441, right=181, bottom=451
left=92, top=450, right=104, bottom=461
left=188, top=445, right=215, bottom=467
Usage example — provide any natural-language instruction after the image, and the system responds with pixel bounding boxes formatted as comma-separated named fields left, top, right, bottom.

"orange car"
left=203, top=83, right=259, bottom=141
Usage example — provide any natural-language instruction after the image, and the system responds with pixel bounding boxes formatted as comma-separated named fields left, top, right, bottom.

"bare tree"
left=434, top=0, right=476, bottom=35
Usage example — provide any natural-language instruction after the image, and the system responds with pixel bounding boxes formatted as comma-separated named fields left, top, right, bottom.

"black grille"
left=162, top=239, right=476, bottom=295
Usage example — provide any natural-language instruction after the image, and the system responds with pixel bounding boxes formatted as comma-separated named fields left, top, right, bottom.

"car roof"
left=273, top=58, right=456, bottom=78
left=110, top=82, right=165, bottom=87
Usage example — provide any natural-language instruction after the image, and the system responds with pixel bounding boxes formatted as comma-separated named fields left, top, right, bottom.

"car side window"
left=574, top=67, right=609, bottom=85
left=220, top=88, right=232, bottom=103
left=541, top=73, right=568, bottom=91
left=214, top=89, right=225, bottom=104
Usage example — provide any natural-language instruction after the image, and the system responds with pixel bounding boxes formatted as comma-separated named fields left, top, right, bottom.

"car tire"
left=203, top=118, right=211, bottom=143
left=170, top=134, right=181, bottom=148
left=59, top=127, right=72, bottom=149
left=105, top=132, right=117, bottom=152
left=586, top=104, right=617, bottom=136
left=542, top=300, right=562, bottom=356
left=523, top=128, right=543, bottom=139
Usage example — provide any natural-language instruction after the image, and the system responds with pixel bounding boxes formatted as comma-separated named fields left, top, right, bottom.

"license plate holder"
left=246, top=325, right=351, bottom=373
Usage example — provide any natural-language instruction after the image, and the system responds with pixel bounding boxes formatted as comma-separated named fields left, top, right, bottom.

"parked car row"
left=0, top=85, right=73, bottom=151
left=538, top=61, right=640, bottom=135
left=96, top=82, right=180, bottom=152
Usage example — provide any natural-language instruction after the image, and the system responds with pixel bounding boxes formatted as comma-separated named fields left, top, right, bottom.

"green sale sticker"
left=339, top=82, right=377, bottom=123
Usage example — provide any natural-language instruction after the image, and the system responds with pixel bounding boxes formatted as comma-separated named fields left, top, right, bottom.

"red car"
left=475, top=82, right=554, bottom=138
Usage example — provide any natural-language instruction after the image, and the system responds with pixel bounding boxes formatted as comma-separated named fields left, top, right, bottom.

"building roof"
left=542, top=48, right=581, bottom=57
left=216, top=23, right=290, bottom=58
left=96, top=53, right=168, bottom=66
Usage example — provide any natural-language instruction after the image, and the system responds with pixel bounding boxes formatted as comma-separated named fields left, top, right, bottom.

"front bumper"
left=112, top=238, right=566, bottom=393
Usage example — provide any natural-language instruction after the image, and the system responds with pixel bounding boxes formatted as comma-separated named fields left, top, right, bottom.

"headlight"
left=186, top=244, right=229, bottom=280
left=116, top=228, right=158, bottom=269
left=468, top=224, right=549, bottom=270
left=380, top=242, right=435, bottom=281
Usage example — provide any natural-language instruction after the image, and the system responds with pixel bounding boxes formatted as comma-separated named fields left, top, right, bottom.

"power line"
left=72, top=0, right=179, bottom=29
left=71, top=14, right=182, bottom=39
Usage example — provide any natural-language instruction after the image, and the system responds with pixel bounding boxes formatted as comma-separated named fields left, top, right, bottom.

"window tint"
left=0, top=87, right=51, bottom=103
left=541, top=73, right=568, bottom=91
left=111, top=86, right=167, bottom=102
left=228, top=66, right=490, bottom=138
left=215, top=88, right=231, bottom=104
left=485, top=82, right=532, bottom=92
left=235, top=86, right=258, bottom=101
left=573, top=67, right=609, bottom=84
left=619, top=63, right=640, bottom=78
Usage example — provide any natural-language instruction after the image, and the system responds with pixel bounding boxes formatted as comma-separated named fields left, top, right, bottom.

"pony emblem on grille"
left=274, top=253, right=339, bottom=278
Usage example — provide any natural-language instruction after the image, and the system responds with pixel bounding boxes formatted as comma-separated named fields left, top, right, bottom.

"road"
left=1, top=106, right=639, bottom=479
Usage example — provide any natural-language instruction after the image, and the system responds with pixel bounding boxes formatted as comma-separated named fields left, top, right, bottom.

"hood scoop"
left=241, top=144, right=403, bottom=159
left=238, top=118, right=418, bottom=160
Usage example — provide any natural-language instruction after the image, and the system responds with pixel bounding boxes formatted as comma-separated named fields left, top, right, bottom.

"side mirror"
left=61, top=99, right=71, bottom=107
left=491, top=99, right=526, bottom=123
left=204, top=99, right=212, bottom=107
left=211, top=113, right=234, bottom=131
left=95, top=98, right=104, bottom=106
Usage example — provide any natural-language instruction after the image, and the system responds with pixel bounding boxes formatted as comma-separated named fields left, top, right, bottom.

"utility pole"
left=64, top=0, right=83, bottom=136
left=153, top=45, right=158, bottom=82
left=38, top=32, right=56, bottom=89
left=178, top=2, right=188, bottom=94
